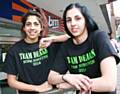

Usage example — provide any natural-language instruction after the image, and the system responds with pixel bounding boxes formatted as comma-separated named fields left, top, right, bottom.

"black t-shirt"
left=3, top=39, right=53, bottom=94
left=51, top=30, right=119, bottom=94
left=48, top=42, right=63, bottom=64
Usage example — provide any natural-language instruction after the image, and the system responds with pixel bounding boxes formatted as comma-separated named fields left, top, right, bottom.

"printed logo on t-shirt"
left=19, top=48, right=48, bottom=66
left=67, top=49, right=96, bottom=73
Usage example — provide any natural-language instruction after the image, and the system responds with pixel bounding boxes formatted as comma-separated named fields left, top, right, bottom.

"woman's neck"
left=73, top=29, right=88, bottom=45
left=24, top=37, right=38, bottom=44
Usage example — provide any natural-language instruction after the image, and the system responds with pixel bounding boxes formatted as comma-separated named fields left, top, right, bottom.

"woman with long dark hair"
left=48, top=3, right=119, bottom=94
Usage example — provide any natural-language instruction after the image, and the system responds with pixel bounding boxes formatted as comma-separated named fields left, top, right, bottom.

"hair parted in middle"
left=63, top=3, right=99, bottom=38
left=21, top=7, right=48, bottom=38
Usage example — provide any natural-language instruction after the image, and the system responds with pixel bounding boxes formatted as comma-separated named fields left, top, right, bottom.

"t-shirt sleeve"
left=94, top=31, right=120, bottom=64
left=3, top=49, right=17, bottom=75
left=50, top=43, right=68, bottom=74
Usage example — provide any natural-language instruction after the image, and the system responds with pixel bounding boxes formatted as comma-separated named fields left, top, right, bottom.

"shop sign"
left=48, top=16, right=59, bottom=28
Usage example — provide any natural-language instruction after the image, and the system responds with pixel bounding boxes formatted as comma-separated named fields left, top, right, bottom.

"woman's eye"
left=66, top=19, right=71, bottom=22
left=25, top=23, right=31, bottom=26
left=34, top=23, right=39, bottom=26
left=75, top=17, right=81, bottom=20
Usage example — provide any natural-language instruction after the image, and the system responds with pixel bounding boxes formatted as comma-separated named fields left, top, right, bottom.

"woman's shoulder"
left=9, top=39, right=24, bottom=50
left=92, top=29, right=107, bottom=35
left=51, top=38, right=72, bottom=49
left=91, top=30, right=108, bottom=39
left=62, top=38, right=72, bottom=45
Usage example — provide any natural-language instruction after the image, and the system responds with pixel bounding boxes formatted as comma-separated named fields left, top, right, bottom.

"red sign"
left=43, top=9, right=65, bottom=33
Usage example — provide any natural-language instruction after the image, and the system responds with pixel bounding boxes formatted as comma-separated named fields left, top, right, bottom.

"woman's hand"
left=56, top=82, right=74, bottom=89
left=62, top=74, right=92, bottom=91
left=39, top=37, right=53, bottom=48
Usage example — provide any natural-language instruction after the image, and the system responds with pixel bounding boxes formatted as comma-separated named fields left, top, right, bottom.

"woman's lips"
left=71, top=28, right=77, bottom=32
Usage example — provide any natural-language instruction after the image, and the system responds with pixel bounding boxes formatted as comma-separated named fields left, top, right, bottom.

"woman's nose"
left=71, top=20, right=76, bottom=26
left=30, top=24, right=35, bottom=29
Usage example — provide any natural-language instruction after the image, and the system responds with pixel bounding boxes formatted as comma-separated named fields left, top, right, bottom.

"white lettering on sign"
left=48, top=16, right=59, bottom=28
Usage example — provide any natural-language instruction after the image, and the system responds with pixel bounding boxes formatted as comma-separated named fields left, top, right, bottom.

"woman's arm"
left=48, top=70, right=91, bottom=91
left=7, top=74, right=52, bottom=92
left=39, top=34, right=69, bottom=48
left=49, top=34, right=70, bottom=43
left=91, top=56, right=117, bottom=92
left=48, top=70, right=64, bottom=85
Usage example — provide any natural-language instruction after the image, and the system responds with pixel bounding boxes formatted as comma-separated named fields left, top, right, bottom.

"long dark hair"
left=63, top=3, right=99, bottom=38
left=21, top=7, right=48, bottom=38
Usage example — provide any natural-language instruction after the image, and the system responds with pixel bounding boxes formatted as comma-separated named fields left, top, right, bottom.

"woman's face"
left=66, top=8, right=86, bottom=37
left=23, top=15, right=42, bottom=41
